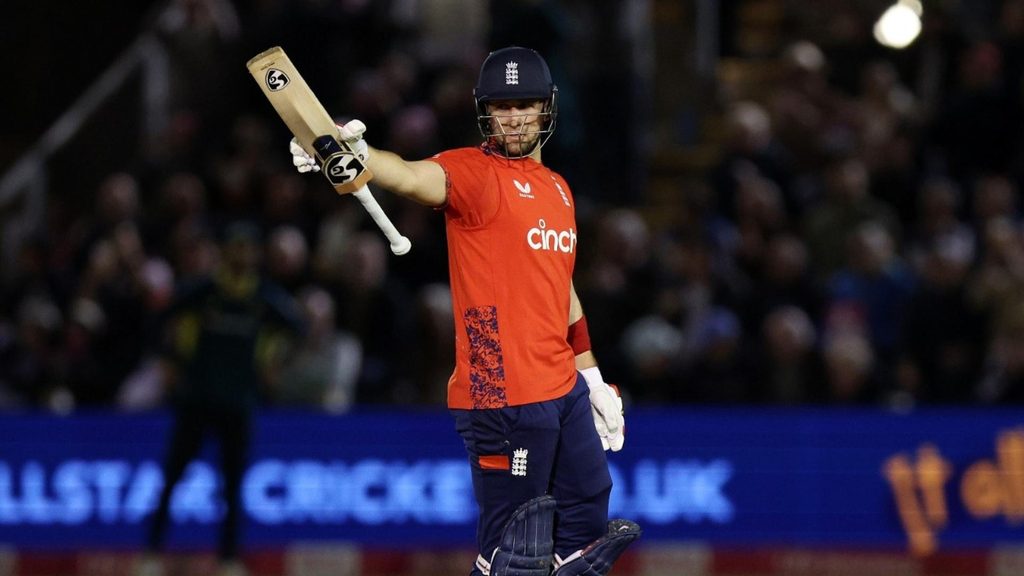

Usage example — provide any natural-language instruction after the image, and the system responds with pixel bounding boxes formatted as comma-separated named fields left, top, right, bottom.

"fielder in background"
left=291, top=46, right=640, bottom=576
left=139, top=221, right=304, bottom=576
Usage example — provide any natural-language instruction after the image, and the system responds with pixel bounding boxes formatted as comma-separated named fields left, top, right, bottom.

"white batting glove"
left=338, top=119, right=369, bottom=163
left=580, top=366, right=625, bottom=452
left=289, top=119, right=369, bottom=174
left=290, top=138, right=319, bottom=173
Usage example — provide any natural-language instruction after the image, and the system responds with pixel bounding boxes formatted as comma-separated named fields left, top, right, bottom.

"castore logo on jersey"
left=513, top=179, right=534, bottom=198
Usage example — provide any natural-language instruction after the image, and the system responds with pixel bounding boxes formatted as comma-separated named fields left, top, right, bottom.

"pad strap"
left=551, top=519, right=641, bottom=576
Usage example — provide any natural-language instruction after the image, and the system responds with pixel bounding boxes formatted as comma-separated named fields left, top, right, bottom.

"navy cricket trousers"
left=452, top=372, right=613, bottom=565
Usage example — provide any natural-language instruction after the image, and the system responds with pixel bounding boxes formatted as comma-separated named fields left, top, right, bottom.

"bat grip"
left=352, top=186, right=412, bottom=255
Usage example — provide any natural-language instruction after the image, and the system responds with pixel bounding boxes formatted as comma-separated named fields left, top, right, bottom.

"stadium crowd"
left=4, top=0, right=1024, bottom=412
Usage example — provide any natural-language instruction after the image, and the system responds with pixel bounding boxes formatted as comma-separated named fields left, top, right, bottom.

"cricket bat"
left=246, top=46, right=411, bottom=255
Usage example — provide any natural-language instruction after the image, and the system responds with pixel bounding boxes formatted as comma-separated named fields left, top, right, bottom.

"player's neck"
left=483, top=142, right=543, bottom=164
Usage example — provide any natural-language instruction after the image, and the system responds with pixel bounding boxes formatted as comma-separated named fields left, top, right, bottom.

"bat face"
left=245, top=46, right=373, bottom=193
left=246, top=46, right=410, bottom=256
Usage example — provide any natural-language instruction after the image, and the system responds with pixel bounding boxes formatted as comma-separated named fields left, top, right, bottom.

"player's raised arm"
left=362, top=144, right=448, bottom=208
left=291, top=120, right=448, bottom=208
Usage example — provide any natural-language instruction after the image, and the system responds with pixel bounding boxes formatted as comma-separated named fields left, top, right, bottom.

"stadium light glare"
left=874, top=0, right=923, bottom=49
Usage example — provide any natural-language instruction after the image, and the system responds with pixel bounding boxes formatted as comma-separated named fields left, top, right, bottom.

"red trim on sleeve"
left=567, top=316, right=592, bottom=355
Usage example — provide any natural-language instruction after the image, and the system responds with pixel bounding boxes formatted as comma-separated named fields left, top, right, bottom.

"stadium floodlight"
left=874, top=0, right=924, bottom=49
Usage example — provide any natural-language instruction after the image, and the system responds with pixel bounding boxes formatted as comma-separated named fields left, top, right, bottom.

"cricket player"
left=292, top=46, right=639, bottom=575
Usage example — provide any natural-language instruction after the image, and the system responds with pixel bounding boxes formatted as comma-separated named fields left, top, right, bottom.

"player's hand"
left=290, top=138, right=319, bottom=173
left=338, top=119, right=369, bottom=163
left=580, top=367, right=625, bottom=452
left=289, top=119, right=368, bottom=174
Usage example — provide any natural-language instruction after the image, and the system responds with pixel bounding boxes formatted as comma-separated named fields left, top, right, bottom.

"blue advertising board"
left=0, top=407, right=1022, bottom=555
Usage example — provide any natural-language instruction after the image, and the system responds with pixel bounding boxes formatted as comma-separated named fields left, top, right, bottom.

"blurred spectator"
left=970, top=173, right=1019, bottom=231
left=825, top=221, right=916, bottom=387
left=148, top=170, right=210, bottom=257
left=727, top=170, right=791, bottom=284
left=900, top=235, right=984, bottom=404
left=150, top=0, right=242, bottom=167
left=904, top=176, right=974, bottom=272
left=0, top=296, right=68, bottom=410
left=854, top=59, right=920, bottom=156
left=264, top=224, right=310, bottom=293
left=386, top=104, right=441, bottom=160
left=68, top=222, right=156, bottom=406
left=997, top=0, right=1024, bottom=112
left=326, top=230, right=417, bottom=404
left=812, top=2, right=886, bottom=96
left=312, top=201, right=361, bottom=284
left=274, top=286, right=361, bottom=411
left=751, top=305, right=826, bottom=404
left=681, top=307, right=750, bottom=403
left=927, top=41, right=1024, bottom=188
left=768, top=40, right=856, bottom=174
left=852, top=59, right=923, bottom=225
left=577, top=207, right=658, bottom=382
left=903, top=0, right=970, bottom=119
left=737, top=233, right=823, bottom=342
left=261, top=172, right=315, bottom=240
left=166, top=219, right=220, bottom=284
left=658, top=233, right=746, bottom=377
left=968, top=217, right=1024, bottom=323
left=822, top=328, right=880, bottom=404
left=0, top=235, right=68, bottom=324
left=413, top=283, right=456, bottom=405
left=620, top=314, right=685, bottom=403
left=63, top=172, right=142, bottom=276
left=802, top=152, right=901, bottom=279
left=400, top=0, right=488, bottom=70
left=978, top=300, right=1024, bottom=404
left=711, top=100, right=798, bottom=218
left=430, top=62, right=485, bottom=149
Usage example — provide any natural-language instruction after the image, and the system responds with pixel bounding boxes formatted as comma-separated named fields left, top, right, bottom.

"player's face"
left=486, top=99, right=546, bottom=156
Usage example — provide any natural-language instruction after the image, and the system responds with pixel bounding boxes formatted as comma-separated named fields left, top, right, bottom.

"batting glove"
left=289, top=119, right=370, bottom=174
left=290, top=138, right=319, bottom=173
left=580, top=366, right=625, bottom=452
left=338, top=119, right=369, bottom=163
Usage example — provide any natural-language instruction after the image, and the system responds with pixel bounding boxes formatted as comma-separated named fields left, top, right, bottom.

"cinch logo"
left=527, top=219, right=576, bottom=253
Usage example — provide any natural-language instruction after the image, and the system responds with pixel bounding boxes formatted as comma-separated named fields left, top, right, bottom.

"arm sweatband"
left=567, top=316, right=592, bottom=356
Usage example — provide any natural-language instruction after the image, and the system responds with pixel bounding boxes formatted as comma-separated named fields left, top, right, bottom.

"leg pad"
left=485, top=495, right=557, bottom=576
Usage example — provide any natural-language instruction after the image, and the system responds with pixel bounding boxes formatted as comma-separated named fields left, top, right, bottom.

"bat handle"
left=352, top=186, right=412, bottom=255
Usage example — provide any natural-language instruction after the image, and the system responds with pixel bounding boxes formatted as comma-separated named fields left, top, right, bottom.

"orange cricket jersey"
left=431, top=146, right=578, bottom=409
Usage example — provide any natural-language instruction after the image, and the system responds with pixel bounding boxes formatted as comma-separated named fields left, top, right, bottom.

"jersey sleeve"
left=431, top=148, right=499, bottom=228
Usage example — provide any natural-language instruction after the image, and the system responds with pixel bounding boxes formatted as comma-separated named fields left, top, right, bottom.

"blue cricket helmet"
left=474, top=46, right=556, bottom=103
left=473, top=46, right=558, bottom=157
